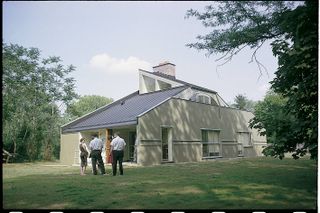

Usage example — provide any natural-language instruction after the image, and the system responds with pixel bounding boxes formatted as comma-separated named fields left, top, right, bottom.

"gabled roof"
left=139, top=69, right=218, bottom=94
left=62, top=86, right=187, bottom=133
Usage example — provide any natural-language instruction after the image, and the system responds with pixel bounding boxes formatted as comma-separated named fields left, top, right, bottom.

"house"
left=60, top=62, right=267, bottom=166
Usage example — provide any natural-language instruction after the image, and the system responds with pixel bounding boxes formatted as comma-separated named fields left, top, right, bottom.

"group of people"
left=79, top=132, right=126, bottom=176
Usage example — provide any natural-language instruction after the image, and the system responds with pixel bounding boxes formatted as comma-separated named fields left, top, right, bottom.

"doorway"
left=128, top=131, right=136, bottom=162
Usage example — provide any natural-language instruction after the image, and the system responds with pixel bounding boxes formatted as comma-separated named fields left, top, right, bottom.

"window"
left=238, top=143, right=243, bottom=156
left=196, top=94, right=211, bottom=104
left=161, top=127, right=173, bottom=162
left=201, top=129, right=221, bottom=158
left=237, top=132, right=251, bottom=156
left=143, top=75, right=156, bottom=92
left=162, top=127, right=169, bottom=161
left=238, top=132, right=251, bottom=147
left=157, top=80, right=172, bottom=90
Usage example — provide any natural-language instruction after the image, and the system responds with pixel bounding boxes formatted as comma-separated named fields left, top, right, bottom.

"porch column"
left=105, top=129, right=112, bottom=163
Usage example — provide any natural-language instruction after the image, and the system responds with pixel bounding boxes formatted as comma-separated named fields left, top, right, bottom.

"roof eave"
left=61, top=91, right=139, bottom=129
left=62, top=120, right=137, bottom=134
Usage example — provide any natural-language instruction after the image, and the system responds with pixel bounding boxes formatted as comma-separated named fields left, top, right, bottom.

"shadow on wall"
left=138, top=98, right=263, bottom=165
left=138, top=144, right=162, bottom=166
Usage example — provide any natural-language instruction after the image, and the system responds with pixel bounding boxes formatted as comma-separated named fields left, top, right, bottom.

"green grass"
left=3, top=157, right=317, bottom=209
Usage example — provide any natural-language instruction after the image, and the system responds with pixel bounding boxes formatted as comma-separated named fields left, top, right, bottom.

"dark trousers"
left=91, top=150, right=105, bottom=175
left=112, top=150, right=124, bottom=176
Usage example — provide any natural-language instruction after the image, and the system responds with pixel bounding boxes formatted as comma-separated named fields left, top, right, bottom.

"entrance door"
left=129, top=132, right=136, bottom=162
left=161, top=127, right=173, bottom=162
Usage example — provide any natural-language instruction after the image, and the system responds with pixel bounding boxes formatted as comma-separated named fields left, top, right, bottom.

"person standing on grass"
left=79, top=138, right=89, bottom=175
left=110, top=132, right=126, bottom=176
left=89, top=134, right=106, bottom=175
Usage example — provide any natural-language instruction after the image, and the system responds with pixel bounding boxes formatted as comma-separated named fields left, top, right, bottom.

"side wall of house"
left=60, top=132, right=81, bottom=165
left=137, top=98, right=266, bottom=166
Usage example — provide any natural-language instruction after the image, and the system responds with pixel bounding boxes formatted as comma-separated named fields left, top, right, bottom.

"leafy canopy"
left=249, top=91, right=298, bottom=159
left=186, top=1, right=318, bottom=159
left=3, top=43, right=78, bottom=161
left=66, top=95, right=113, bottom=120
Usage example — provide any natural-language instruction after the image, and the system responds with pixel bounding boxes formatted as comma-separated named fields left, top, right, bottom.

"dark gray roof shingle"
left=62, top=86, right=187, bottom=133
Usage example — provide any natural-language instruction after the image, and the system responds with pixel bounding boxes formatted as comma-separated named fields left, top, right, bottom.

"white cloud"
left=89, top=53, right=151, bottom=74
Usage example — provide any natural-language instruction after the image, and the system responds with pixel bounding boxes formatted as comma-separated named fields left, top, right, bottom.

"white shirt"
left=89, top=137, right=104, bottom=151
left=110, top=136, right=126, bottom=151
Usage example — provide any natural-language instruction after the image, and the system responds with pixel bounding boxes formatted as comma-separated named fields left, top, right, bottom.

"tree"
left=3, top=43, right=78, bottom=161
left=249, top=91, right=299, bottom=159
left=186, top=1, right=317, bottom=159
left=233, top=94, right=247, bottom=110
left=231, top=94, right=256, bottom=112
left=66, top=95, right=113, bottom=120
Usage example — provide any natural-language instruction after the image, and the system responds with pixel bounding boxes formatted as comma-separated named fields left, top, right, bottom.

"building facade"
left=60, top=62, right=267, bottom=166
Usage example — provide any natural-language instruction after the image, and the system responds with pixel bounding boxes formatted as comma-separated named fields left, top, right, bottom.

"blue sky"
left=3, top=1, right=277, bottom=104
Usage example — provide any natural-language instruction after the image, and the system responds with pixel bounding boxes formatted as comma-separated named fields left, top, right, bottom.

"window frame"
left=201, top=129, right=222, bottom=159
left=237, top=131, right=252, bottom=156
left=196, top=93, right=211, bottom=105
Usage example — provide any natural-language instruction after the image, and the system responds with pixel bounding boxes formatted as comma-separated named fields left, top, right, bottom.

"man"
left=110, top=132, right=126, bottom=176
left=89, top=134, right=106, bottom=175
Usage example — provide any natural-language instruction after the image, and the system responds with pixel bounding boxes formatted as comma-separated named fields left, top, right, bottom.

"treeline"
left=2, top=43, right=112, bottom=162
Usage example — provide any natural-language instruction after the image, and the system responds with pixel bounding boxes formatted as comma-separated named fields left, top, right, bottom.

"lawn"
left=3, top=157, right=317, bottom=210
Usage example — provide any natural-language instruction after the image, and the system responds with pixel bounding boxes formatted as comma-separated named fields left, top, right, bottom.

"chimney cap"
left=152, top=61, right=176, bottom=68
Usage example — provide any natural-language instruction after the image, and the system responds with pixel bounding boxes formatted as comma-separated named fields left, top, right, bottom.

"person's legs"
left=84, top=158, right=87, bottom=174
left=80, top=155, right=85, bottom=175
left=112, top=150, right=117, bottom=176
left=97, top=153, right=105, bottom=174
left=91, top=155, right=98, bottom=175
left=119, top=151, right=124, bottom=175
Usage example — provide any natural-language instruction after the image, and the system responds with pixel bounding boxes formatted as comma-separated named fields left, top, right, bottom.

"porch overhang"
left=62, top=120, right=137, bottom=134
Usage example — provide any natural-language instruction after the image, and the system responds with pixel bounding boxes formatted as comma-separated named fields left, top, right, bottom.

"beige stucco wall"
left=137, top=142, right=162, bottom=166
left=173, top=142, right=202, bottom=162
left=60, top=132, right=80, bottom=165
left=221, top=143, right=238, bottom=158
left=243, top=146, right=256, bottom=157
left=137, top=98, right=266, bottom=166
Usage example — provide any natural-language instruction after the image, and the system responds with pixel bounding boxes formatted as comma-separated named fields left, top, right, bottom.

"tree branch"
left=249, top=41, right=269, bottom=80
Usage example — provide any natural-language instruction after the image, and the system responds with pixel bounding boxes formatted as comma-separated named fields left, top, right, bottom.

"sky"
left=3, top=1, right=278, bottom=104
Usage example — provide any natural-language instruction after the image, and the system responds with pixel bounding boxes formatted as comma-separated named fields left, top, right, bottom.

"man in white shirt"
left=89, top=134, right=106, bottom=175
left=110, top=132, right=126, bottom=176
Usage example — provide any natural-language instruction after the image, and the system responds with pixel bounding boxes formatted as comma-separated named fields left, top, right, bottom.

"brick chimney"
left=153, top=61, right=176, bottom=78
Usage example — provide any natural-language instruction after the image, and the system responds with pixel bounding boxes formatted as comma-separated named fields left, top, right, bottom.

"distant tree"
left=231, top=94, right=256, bottom=112
left=186, top=1, right=317, bottom=159
left=66, top=95, right=113, bottom=120
left=3, top=43, right=78, bottom=161
left=233, top=94, right=247, bottom=110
